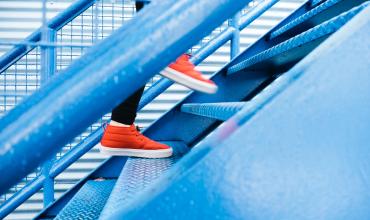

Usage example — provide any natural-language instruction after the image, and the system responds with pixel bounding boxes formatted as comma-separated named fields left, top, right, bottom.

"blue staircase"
left=1, top=0, right=370, bottom=219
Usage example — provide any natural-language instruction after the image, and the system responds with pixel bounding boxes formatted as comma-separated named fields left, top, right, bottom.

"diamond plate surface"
left=270, top=0, right=343, bottom=39
left=228, top=2, right=369, bottom=74
left=55, top=180, right=116, bottom=220
left=181, top=102, right=246, bottom=121
left=99, top=141, right=188, bottom=220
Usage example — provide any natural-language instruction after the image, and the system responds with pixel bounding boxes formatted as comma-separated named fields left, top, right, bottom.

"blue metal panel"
left=270, top=0, right=368, bottom=40
left=54, top=180, right=115, bottom=220
left=99, top=141, right=188, bottom=220
left=227, top=3, right=369, bottom=74
left=109, top=6, right=370, bottom=219
left=0, top=0, right=251, bottom=196
left=181, top=102, right=246, bottom=121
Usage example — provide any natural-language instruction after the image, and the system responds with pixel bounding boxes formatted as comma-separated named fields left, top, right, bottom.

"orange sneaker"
left=99, top=124, right=173, bottom=158
left=160, top=54, right=218, bottom=94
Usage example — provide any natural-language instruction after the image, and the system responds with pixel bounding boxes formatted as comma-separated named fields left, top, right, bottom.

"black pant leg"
left=110, top=1, right=147, bottom=124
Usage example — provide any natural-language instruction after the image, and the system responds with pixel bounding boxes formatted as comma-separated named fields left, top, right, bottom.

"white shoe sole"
left=160, top=67, right=218, bottom=94
left=98, top=144, right=173, bottom=158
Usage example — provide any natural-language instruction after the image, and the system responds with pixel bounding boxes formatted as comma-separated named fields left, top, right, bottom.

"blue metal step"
left=104, top=6, right=370, bottom=218
left=54, top=180, right=115, bottom=220
left=227, top=2, right=369, bottom=74
left=181, top=102, right=246, bottom=121
left=99, top=141, right=189, bottom=220
left=270, top=0, right=367, bottom=40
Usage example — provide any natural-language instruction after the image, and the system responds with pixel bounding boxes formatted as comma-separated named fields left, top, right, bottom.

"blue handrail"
left=0, top=0, right=282, bottom=217
left=0, top=0, right=251, bottom=195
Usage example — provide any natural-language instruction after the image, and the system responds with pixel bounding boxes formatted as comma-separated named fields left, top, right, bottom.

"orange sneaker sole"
left=98, top=144, right=173, bottom=158
left=160, top=67, right=218, bottom=94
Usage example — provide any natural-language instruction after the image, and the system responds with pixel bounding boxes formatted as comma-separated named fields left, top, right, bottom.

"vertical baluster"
left=40, top=0, right=57, bottom=207
left=229, top=12, right=241, bottom=59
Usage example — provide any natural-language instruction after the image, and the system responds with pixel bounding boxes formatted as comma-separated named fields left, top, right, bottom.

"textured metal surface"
left=0, top=0, right=251, bottom=194
left=181, top=102, right=246, bottom=121
left=99, top=141, right=188, bottom=220
left=227, top=3, right=368, bottom=74
left=110, top=6, right=370, bottom=219
left=55, top=180, right=115, bottom=220
left=270, top=0, right=367, bottom=39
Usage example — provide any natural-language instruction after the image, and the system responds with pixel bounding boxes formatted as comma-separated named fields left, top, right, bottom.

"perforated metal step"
left=181, top=102, right=246, bottom=121
left=99, top=141, right=188, bottom=220
left=227, top=2, right=369, bottom=74
left=54, top=180, right=115, bottom=220
left=270, top=0, right=368, bottom=40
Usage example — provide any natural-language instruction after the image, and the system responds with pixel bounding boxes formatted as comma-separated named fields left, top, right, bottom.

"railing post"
left=229, top=12, right=241, bottom=59
left=40, top=0, right=57, bottom=207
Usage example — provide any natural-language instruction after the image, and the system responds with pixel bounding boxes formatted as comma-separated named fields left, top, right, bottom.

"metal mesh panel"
left=0, top=47, right=41, bottom=115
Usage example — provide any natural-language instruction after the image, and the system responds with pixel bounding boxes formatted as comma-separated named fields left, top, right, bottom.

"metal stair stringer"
left=106, top=6, right=370, bottom=219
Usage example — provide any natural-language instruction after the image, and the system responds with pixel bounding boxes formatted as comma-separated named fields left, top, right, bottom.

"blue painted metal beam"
left=109, top=6, right=370, bottom=219
left=0, top=0, right=95, bottom=74
left=0, top=0, right=251, bottom=195
left=181, top=102, right=246, bottom=121
left=227, top=3, right=369, bottom=74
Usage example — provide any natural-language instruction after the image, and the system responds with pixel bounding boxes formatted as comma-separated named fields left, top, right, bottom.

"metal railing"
left=0, top=0, right=284, bottom=218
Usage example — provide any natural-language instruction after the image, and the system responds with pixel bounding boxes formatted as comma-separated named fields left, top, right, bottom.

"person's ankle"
left=109, top=120, right=131, bottom=127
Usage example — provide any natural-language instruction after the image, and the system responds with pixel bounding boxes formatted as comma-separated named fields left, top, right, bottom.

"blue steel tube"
left=0, top=176, right=46, bottom=219
left=0, top=0, right=251, bottom=195
left=239, top=0, right=280, bottom=30
left=40, top=0, right=57, bottom=206
left=229, top=12, right=241, bottom=59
